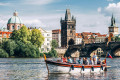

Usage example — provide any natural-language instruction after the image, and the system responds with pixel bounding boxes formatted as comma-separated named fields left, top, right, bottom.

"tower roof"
left=65, top=9, right=71, bottom=21
left=111, top=14, right=116, bottom=27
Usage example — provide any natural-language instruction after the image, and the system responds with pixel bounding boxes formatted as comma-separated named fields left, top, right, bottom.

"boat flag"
left=107, top=53, right=112, bottom=59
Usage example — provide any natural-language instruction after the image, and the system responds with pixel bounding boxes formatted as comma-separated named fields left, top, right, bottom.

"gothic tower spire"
left=65, top=9, right=71, bottom=21
left=111, top=14, right=116, bottom=26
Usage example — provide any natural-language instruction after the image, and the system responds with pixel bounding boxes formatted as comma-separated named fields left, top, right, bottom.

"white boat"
left=44, top=55, right=107, bottom=74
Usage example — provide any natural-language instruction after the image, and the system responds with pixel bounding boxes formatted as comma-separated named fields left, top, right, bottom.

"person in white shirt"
left=93, top=53, right=97, bottom=62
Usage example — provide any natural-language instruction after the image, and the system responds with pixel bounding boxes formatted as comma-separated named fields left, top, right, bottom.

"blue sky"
left=0, top=0, right=120, bottom=34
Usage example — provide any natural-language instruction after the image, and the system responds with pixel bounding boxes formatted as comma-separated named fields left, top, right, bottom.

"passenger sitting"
left=78, top=57, right=82, bottom=64
left=62, top=56, right=67, bottom=63
left=84, top=57, right=89, bottom=65
left=97, top=58, right=102, bottom=65
left=67, top=56, right=73, bottom=63
left=89, top=57, right=93, bottom=65
left=93, top=58, right=97, bottom=65
left=61, top=56, right=63, bottom=62
left=83, top=57, right=86, bottom=65
left=73, top=58, right=76, bottom=64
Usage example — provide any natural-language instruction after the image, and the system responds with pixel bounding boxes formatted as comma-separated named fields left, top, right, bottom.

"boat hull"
left=46, top=60, right=106, bottom=74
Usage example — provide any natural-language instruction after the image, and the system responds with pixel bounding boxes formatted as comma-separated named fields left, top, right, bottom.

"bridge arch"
left=111, top=45, right=120, bottom=57
left=68, top=38, right=74, bottom=45
left=87, top=46, right=105, bottom=57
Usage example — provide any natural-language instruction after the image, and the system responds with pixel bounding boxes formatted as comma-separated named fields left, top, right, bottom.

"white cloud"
left=75, top=14, right=110, bottom=34
left=107, top=0, right=113, bottom=1
left=24, top=0, right=55, bottom=5
left=0, top=2, right=9, bottom=6
left=104, top=2, right=120, bottom=15
left=97, top=7, right=102, bottom=13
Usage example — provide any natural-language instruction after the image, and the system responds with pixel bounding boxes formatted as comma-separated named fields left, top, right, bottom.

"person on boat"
left=61, top=56, right=67, bottom=63
left=61, top=56, right=63, bottom=62
left=83, top=57, right=89, bottom=65
left=84, top=57, right=89, bottom=65
left=67, top=56, right=73, bottom=63
left=93, top=53, right=97, bottom=62
left=97, top=58, right=102, bottom=65
left=89, top=57, right=93, bottom=65
left=93, top=57, right=97, bottom=65
left=83, top=57, right=86, bottom=65
left=73, top=58, right=76, bottom=64
left=78, top=57, right=82, bottom=64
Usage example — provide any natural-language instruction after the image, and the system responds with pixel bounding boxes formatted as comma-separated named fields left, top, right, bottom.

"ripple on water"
left=0, top=58, right=119, bottom=80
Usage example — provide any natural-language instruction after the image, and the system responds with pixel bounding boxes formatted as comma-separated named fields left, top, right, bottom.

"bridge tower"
left=108, top=14, right=119, bottom=36
left=61, top=9, right=76, bottom=47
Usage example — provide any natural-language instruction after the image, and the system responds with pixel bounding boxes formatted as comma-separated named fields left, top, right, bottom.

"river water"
left=0, top=58, right=119, bottom=80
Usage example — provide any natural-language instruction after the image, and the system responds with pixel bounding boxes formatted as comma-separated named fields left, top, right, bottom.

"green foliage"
left=48, top=48, right=58, bottom=57
left=14, top=41, right=40, bottom=58
left=0, top=48, right=9, bottom=58
left=2, top=39, right=17, bottom=57
left=111, top=36, right=120, bottom=42
left=51, top=40, right=58, bottom=48
left=31, top=29, right=44, bottom=47
left=10, top=26, right=44, bottom=48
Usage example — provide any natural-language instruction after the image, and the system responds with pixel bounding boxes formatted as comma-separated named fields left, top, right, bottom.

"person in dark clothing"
left=83, top=57, right=86, bottom=65
left=84, top=57, right=89, bottom=65
left=97, top=58, right=102, bottom=65
left=78, top=57, right=82, bottom=64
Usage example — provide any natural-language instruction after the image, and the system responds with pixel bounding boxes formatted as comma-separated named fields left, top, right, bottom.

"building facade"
left=76, top=33, right=82, bottom=44
left=7, top=11, right=24, bottom=31
left=108, top=14, right=119, bottom=36
left=38, top=27, right=52, bottom=52
left=0, top=31, right=12, bottom=42
left=61, top=9, right=76, bottom=47
left=52, top=29, right=61, bottom=47
left=95, top=34, right=107, bottom=43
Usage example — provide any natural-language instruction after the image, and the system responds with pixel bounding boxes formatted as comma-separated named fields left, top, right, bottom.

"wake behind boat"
left=44, top=55, right=107, bottom=74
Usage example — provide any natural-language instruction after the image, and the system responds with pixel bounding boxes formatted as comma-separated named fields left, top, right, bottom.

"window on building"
left=47, top=38, right=49, bottom=41
left=18, top=26, right=20, bottom=29
left=7, top=26, right=9, bottom=30
left=47, top=43, right=49, bottom=45
left=12, top=26, right=14, bottom=30
left=47, top=34, right=50, bottom=36
left=47, top=48, right=49, bottom=51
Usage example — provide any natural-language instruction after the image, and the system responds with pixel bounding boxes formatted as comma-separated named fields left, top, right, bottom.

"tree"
left=48, top=48, right=58, bottom=57
left=10, top=26, right=31, bottom=43
left=31, top=29, right=44, bottom=47
left=19, top=26, right=31, bottom=43
left=2, top=39, right=17, bottom=57
left=14, top=41, right=40, bottom=58
left=0, top=48, right=9, bottom=58
left=51, top=40, right=58, bottom=48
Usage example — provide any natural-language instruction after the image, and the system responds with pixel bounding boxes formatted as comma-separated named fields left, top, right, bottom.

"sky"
left=0, top=0, right=120, bottom=34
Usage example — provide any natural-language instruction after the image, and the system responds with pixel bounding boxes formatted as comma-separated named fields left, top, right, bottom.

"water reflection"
left=48, top=72, right=107, bottom=80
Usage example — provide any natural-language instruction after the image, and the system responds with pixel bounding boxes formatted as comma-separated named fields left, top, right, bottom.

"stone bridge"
left=65, top=42, right=120, bottom=57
